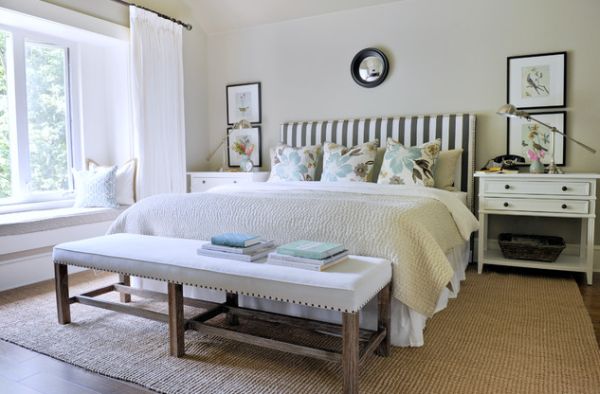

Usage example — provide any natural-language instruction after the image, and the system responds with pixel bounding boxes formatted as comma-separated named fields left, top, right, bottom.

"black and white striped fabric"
left=280, top=114, right=477, bottom=207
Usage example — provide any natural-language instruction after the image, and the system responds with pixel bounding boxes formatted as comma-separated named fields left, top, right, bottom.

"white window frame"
left=0, top=23, right=81, bottom=207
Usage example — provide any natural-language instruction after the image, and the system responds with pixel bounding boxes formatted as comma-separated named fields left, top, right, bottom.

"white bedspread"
left=108, top=182, right=478, bottom=316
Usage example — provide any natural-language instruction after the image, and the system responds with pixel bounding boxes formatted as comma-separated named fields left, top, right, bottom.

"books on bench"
left=198, top=233, right=274, bottom=262
left=276, top=240, right=345, bottom=260
left=267, top=250, right=349, bottom=271
left=202, top=240, right=275, bottom=255
left=267, top=240, right=348, bottom=271
left=210, top=232, right=262, bottom=248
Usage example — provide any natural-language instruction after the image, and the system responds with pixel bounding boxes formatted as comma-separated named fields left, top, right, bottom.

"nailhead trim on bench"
left=54, top=260, right=389, bottom=313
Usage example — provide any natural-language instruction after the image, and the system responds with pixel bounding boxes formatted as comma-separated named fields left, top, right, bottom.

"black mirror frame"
left=350, top=48, right=389, bottom=88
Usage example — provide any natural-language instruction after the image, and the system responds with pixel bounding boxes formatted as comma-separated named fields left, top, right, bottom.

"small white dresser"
left=188, top=171, right=269, bottom=193
left=475, top=173, right=600, bottom=284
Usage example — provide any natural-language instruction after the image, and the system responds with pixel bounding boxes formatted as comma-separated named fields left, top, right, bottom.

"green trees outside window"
left=0, top=29, right=71, bottom=200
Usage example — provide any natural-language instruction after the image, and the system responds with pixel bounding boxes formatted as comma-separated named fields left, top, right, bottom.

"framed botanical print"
left=227, top=126, right=262, bottom=167
left=507, top=111, right=566, bottom=166
left=226, top=82, right=261, bottom=125
left=507, top=52, right=566, bottom=109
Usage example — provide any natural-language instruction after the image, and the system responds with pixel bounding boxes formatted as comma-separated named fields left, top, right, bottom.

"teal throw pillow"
left=321, top=140, right=378, bottom=182
left=268, top=145, right=321, bottom=182
left=377, top=138, right=441, bottom=186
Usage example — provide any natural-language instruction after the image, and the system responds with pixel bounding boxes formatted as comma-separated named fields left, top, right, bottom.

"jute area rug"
left=0, top=269, right=599, bottom=394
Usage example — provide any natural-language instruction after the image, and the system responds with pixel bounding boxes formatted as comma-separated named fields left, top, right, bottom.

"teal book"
left=276, top=240, right=345, bottom=260
left=211, top=233, right=261, bottom=248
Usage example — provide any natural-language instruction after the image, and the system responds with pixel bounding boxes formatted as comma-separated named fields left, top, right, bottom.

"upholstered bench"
left=53, top=233, right=392, bottom=394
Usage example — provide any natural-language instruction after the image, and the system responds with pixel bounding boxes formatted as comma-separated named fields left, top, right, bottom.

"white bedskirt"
left=131, top=242, right=469, bottom=347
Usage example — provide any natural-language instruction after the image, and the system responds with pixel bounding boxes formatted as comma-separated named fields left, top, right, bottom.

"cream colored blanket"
left=108, top=182, right=478, bottom=316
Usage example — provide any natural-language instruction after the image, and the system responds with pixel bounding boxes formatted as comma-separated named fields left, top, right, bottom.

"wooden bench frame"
left=54, top=263, right=391, bottom=394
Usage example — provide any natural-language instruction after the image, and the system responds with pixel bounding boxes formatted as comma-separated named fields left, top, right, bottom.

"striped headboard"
left=280, top=114, right=477, bottom=208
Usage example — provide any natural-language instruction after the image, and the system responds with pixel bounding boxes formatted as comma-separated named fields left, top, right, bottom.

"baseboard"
left=0, top=221, right=113, bottom=292
left=0, top=251, right=87, bottom=292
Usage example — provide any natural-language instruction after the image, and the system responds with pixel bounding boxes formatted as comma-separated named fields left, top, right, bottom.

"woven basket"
left=498, top=233, right=566, bottom=263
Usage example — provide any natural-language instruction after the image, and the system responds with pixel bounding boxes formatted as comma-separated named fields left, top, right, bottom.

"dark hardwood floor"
left=0, top=339, right=153, bottom=393
left=0, top=269, right=598, bottom=394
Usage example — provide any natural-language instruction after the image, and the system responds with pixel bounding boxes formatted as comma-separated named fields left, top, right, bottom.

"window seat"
left=0, top=206, right=127, bottom=236
left=0, top=206, right=127, bottom=291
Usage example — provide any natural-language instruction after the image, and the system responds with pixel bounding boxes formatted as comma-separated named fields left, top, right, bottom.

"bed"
left=108, top=113, right=478, bottom=347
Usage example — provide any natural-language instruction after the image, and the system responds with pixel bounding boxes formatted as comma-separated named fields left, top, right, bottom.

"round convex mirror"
left=351, top=48, right=389, bottom=88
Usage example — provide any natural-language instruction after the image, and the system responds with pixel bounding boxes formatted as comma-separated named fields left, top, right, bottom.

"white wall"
left=205, top=0, right=600, bottom=174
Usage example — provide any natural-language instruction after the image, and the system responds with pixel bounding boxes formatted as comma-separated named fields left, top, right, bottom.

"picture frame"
left=507, top=111, right=566, bottom=166
left=226, top=82, right=261, bottom=125
left=227, top=126, right=262, bottom=168
left=507, top=52, right=566, bottom=110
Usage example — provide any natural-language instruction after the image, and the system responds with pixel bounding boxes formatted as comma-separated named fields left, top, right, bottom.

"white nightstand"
left=475, top=173, right=600, bottom=285
left=187, top=171, right=269, bottom=193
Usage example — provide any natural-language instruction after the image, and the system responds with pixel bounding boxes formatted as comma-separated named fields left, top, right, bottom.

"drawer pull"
left=503, top=202, right=509, bottom=208
left=562, top=186, right=568, bottom=191
left=562, top=204, right=568, bottom=209
left=233, top=180, right=237, bottom=184
left=202, top=180, right=206, bottom=184
left=504, top=184, right=510, bottom=190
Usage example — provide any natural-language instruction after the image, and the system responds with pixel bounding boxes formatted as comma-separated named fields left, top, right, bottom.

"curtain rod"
left=109, top=0, right=193, bottom=31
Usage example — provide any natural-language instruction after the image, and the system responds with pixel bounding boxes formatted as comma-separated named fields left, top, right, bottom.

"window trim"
left=0, top=23, right=81, bottom=207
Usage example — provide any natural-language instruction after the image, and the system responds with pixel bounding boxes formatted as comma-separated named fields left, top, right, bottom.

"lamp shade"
left=496, top=104, right=529, bottom=119
left=232, top=119, right=252, bottom=130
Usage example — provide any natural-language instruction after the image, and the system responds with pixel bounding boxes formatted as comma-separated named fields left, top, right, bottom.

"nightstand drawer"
left=190, top=177, right=244, bottom=192
left=188, top=172, right=270, bottom=193
left=483, top=198, right=589, bottom=214
left=484, top=180, right=590, bottom=196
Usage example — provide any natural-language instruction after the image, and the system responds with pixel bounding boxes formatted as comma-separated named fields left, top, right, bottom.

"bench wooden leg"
left=119, top=274, right=131, bottom=303
left=342, top=312, right=359, bottom=394
left=54, top=263, right=71, bottom=325
left=168, top=282, right=185, bottom=357
left=226, top=292, right=239, bottom=326
left=376, top=284, right=391, bottom=357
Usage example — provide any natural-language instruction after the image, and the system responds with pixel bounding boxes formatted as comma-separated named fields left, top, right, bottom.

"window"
left=0, top=26, right=77, bottom=205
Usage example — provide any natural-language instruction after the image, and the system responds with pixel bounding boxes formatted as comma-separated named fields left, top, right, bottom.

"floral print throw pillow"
left=321, top=140, right=378, bottom=182
left=268, top=144, right=321, bottom=181
left=377, top=138, right=441, bottom=186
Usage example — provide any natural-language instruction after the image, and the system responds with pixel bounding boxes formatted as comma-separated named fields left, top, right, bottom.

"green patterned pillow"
left=321, top=140, right=378, bottom=182
left=268, top=144, right=321, bottom=181
left=377, top=138, right=441, bottom=186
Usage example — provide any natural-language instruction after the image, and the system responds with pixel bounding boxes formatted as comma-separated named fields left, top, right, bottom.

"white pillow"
left=88, top=159, right=137, bottom=205
left=73, top=166, right=119, bottom=208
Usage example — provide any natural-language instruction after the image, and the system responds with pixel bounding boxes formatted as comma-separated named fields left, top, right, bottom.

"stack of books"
left=197, top=233, right=274, bottom=262
left=267, top=240, right=349, bottom=271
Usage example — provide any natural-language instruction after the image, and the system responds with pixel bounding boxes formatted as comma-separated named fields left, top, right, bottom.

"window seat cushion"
left=0, top=207, right=127, bottom=236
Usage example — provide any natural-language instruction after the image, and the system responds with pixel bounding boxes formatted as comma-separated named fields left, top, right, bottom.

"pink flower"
left=539, top=150, right=545, bottom=158
left=527, top=149, right=538, bottom=161
left=245, top=145, right=254, bottom=156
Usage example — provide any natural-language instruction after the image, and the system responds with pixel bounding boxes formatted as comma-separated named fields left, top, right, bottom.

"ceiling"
left=182, top=0, right=402, bottom=34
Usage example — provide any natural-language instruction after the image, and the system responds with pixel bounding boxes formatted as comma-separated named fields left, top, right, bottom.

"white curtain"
left=129, top=6, right=186, bottom=199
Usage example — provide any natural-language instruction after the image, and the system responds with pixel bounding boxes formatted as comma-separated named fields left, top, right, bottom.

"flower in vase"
left=527, top=149, right=539, bottom=162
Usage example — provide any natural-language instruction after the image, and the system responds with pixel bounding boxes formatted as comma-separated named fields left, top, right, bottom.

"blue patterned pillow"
left=377, top=138, right=441, bottom=186
left=321, top=141, right=378, bottom=182
left=268, top=145, right=321, bottom=181
left=73, top=166, right=119, bottom=208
